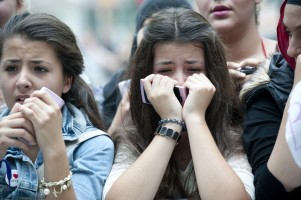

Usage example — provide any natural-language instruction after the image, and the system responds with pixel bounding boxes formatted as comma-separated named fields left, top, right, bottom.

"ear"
left=62, top=76, right=73, bottom=93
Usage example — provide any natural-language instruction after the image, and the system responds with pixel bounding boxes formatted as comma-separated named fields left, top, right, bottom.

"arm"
left=71, top=135, right=114, bottom=199
left=105, top=74, right=182, bottom=200
left=183, top=73, right=250, bottom=200
left=105, top=128, right=179, bottom=200
left=185, top=117, right=251, bottom=200
left=268, top=55, right=301, bottom=191
left=19, top=90, right=76, bottom=200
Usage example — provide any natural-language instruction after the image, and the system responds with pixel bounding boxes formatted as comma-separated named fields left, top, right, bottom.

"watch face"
left=166, top=128, right=173, bottom=137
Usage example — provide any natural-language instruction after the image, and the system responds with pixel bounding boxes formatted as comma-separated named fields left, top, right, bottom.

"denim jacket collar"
left=61, top=103, right=93, bottom=141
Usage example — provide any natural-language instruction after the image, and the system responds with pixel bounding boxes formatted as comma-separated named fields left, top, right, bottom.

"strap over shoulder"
left=66, top=129, right=110, bottom=153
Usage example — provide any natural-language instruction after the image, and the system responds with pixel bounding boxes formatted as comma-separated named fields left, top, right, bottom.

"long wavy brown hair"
left=113, top=8, right=243, bottom=199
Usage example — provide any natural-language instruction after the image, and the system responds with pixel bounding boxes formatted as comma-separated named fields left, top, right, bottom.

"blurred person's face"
left=0, top=0, right=23, bottom=27
left=196, top=0, right=261, bottom=34
left=0, top=37, right=72, bottom=109
left=284, top=4, right=301, bottom=60
left=152, top=42, right=206, bottom=86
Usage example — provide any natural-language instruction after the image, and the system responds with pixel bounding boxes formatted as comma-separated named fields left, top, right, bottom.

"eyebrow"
left=2, top=59, right=20, bottom=64
left=154, top=60, right=204, bottom=66
left=154, top=61, right=173, bottom=66
left=2, top=59, right=51, bottom=65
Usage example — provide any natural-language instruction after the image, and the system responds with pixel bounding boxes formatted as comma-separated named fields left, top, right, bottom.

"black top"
left=101, top=69, right=124, bottom=128
left=243, top=54, right=301, bottom=199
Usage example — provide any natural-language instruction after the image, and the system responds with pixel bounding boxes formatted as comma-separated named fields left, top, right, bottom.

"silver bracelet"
left=39, top=171, right=72, bottom=198
left=158, top=118, right=186, bottom=131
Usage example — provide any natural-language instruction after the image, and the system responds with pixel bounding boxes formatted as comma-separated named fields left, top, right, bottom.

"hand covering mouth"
left=15, top=95, right=30, bottom=104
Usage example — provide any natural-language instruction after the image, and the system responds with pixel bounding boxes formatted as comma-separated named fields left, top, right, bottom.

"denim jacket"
left=0, top=103, right=114, bottom=200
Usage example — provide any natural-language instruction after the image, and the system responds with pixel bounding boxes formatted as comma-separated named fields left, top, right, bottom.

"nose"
left=287, top=36, right=301, bottom=59
left=172, top=70, right=186, bottom=86
left=16, top=70, right=32, bottom=91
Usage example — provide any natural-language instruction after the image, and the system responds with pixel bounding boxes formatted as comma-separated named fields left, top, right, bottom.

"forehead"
left=1, top=37, right=61, bottom=69
left=154, top=42, right=204, bottom=58
left=283, top=4, right=301, bottom=29
left=2, top=37, right=56, bottom=55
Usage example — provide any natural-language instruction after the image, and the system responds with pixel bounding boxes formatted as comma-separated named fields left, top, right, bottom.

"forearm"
left=43, top=142, right=76, bottom=200
left=186, top=116, right=250, bottom=200
left=268, top=97, right=301, bottom=192
left=106, top=126, right=178, bottom=200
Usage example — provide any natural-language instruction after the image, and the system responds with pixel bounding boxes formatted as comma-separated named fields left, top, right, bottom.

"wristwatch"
left=155, top=126, right=181, bottom=144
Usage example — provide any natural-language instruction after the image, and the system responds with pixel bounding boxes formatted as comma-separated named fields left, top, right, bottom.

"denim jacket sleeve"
left=68, top=134, right=114, bottom=200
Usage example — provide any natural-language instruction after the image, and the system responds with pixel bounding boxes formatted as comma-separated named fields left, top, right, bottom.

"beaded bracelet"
left=39, top=171, right=72, bottom=198
left=158, top=118, right=186, bottom=131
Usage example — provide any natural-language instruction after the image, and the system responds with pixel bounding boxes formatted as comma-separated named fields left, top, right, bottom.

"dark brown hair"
left=114, top=8, right=243, bottom=198
left=0, top=12, right=104, bottom=129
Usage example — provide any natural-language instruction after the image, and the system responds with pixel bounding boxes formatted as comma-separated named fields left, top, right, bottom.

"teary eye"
left=5, top=65, right=18, bottom=72
left=188, top=68, right=202, bottom=72
left=34, top=66, right=48, bottom=72
left=158, top=68, right=172, bottom=74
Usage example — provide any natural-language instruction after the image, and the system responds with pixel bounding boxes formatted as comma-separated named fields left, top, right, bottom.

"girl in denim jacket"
left=0, top=12, right=114, bottom=200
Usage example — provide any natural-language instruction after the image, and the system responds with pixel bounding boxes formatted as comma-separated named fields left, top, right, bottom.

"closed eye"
left=285, top=27, right=292, bottom=37
left=188, top=68, right=202, bottom=72
left=157, top=68, right=172, bottom=74
left=187, top=67, right=203, bottom=74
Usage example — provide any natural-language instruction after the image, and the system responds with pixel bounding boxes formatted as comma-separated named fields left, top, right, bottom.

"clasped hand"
left=141, top=73, right=215, bottom=121
left=0, top=89, right=63, bottom=158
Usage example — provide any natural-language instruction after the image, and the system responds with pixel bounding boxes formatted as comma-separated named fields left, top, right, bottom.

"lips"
left=212, top=5, right=231, bottom=13
left=211, top=5, right=231, bottom=18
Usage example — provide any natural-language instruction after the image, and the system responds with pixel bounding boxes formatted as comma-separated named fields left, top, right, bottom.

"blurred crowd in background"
left=27, top=0, right=282, bottom=89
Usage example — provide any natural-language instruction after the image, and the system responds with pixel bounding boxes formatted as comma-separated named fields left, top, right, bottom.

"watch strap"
left=155, top=126, right=181, bottom=143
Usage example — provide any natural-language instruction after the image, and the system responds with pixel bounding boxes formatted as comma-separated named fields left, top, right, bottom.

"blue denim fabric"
left=0, top=103, right=114, bottom=200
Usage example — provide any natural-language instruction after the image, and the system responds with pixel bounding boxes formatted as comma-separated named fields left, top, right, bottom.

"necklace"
left=260, top=38, right=268, bottom=59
